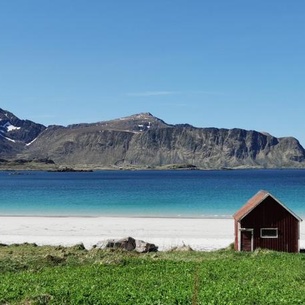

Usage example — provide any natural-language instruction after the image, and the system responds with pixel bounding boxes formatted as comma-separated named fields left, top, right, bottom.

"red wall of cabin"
left=239, top=197, right=299, bottom=252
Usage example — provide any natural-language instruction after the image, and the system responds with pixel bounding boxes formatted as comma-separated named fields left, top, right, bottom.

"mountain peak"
left=119, top=112, right=157, bottom=121
left=99, top=112, right=170, bottom=132
left=0, top=108, right=46, bottom=152
left=129, top=112, right=154, bottom=118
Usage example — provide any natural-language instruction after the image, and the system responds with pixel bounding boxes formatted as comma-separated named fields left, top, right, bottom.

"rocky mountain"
left=0, top=108, right=46, bottom=159
left=1, top=109, right=305, bottom=170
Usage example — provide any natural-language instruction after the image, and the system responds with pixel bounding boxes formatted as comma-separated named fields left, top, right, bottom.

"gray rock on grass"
left=95, top=236, right=158, bottom=253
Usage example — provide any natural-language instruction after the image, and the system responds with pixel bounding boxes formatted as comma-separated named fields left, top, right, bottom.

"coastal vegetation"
left=0, top=243, right=305, bottom=304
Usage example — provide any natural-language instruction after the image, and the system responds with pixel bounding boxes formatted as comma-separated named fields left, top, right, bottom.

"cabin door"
left=240, top=229, right=253, bottom=251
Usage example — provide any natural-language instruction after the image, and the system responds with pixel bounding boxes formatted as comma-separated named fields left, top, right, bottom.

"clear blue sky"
left=1, top=1, right=304, bottom=145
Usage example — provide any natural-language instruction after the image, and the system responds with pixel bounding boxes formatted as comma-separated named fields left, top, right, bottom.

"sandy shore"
left=0, top=216, right=235, bottom=251
left=0, top=216, right=304, bottom=251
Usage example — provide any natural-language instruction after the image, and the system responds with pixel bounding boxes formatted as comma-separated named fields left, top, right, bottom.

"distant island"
left=1, top=108, right=305, bottom=171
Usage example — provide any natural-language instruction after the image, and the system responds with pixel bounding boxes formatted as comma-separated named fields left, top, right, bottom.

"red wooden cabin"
left=233, top=190, right=302, bottom=253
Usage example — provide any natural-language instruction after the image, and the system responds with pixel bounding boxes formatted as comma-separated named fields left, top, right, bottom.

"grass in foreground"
left=0, top=243, right=305, bottom=304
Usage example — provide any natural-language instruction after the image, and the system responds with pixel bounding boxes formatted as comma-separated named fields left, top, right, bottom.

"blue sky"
left=0, top=1, right=304, bottom=145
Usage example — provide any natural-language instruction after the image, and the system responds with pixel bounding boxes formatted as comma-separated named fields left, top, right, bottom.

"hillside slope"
left=0, top=108, right=46, bottom=159
left=17, top=112, right=305, bottom=169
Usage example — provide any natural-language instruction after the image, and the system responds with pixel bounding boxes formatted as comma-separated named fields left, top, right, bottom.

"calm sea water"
left=0, top=170, right=305, bottom=218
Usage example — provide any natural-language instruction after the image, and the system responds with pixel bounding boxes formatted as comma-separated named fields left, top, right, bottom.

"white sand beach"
left=0, top=216, right=304, bottom=251
left=0, top=216, right=234, bottom=251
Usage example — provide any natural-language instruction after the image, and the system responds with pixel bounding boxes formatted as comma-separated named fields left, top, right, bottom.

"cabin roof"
left=233, top=190, right=302, bottom=222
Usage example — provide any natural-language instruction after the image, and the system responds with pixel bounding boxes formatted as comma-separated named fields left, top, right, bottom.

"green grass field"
left=0, top=243, right=305, bottom=304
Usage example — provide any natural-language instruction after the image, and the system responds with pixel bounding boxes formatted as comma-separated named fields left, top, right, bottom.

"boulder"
left=135, top=239, right=158, bottom=253
left=95, top=236, right=158, bottom=253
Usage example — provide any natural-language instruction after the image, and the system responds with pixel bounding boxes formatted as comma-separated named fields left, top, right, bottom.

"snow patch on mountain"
left=26, top=137, right=38, bottom=146
left=4, top=122, right=21, bottom=132
left=0, top=133, right=16, bottom=143
left=5, top=137, right=16, bottom=143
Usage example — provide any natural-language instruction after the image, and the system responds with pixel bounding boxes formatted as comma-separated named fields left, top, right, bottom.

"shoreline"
left=0, top=214, right=233, bottom=219
left=0, top=216, right=235, bottom=251
left=0, top=216, right=304, bottom=251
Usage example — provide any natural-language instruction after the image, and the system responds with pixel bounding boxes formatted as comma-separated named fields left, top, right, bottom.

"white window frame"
left=260, top=228, right=278, bottom=239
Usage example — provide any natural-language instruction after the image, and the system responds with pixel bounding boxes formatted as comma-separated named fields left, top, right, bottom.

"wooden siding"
left=234, top=221, right=239, bottom=251
left=239, top=196, right=299, bottom=252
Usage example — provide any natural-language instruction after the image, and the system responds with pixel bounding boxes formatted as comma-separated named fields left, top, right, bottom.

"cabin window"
left=260, top=228, right=278, bottom=238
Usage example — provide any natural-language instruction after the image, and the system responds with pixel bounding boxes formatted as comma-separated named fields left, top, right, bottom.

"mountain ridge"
left=0, top=108, right=304, bottom=170
left=0, top=108, right=46, bottom=159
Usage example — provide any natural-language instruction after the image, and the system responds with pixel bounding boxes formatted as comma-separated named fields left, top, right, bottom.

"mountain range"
left=1, top=108, right=305, bottom=170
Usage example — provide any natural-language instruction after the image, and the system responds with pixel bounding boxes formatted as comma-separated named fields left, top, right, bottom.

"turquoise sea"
left=0, top=170, right=305, bottom=218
